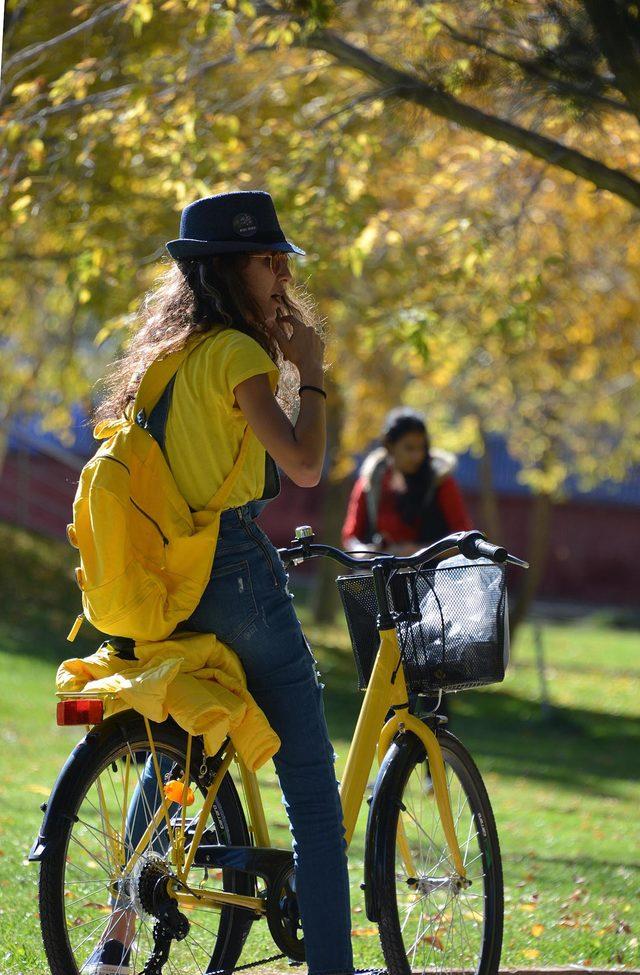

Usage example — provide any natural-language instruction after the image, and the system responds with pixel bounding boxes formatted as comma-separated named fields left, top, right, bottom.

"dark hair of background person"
left=382, top=407, right=436, bottom=525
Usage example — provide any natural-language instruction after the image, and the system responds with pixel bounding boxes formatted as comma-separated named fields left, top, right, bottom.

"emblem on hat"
left=232, top=212, right=258, bottom=237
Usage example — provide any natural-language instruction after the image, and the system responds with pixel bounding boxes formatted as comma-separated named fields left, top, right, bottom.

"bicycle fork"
left=341, top=626, right=466, bottom=881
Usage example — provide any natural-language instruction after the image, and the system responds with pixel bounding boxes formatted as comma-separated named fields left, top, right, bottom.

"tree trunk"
left=583, top=0, right=640, bottom=122
left=312, top=375, right=348, bottom=624
left=0, top=428, right=9, bottom=481
left=477, top=425, right=502, bottom=541
left=311, top=474, right=352, bottom=624
left=510, top=491, right=553, bottom=642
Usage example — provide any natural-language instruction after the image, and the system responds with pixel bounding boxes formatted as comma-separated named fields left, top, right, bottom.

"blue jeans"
left=128, top=501, right=353, bottom=975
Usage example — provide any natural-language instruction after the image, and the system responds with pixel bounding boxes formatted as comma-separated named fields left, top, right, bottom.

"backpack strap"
left=131, top=333, right=211, bottom=422
left=132, top=331, right=253, bottom=515
left=365, top=456, right=387, bottom=541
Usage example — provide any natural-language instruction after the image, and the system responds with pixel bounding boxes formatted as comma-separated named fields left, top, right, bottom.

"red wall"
left=0, top=452, right=80, bottom=539
left=260, top=481, right=640, bottom=607
left=463, top=492, right=640, bottom=606
left=2, top=452, right=638, bottom=607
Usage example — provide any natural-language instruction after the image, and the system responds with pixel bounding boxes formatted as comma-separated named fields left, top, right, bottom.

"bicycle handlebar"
left=277, top=528, right=529, bottom=572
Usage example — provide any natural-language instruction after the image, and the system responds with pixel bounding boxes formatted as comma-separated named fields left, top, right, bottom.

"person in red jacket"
left=342, top=407, right=472, bottom=554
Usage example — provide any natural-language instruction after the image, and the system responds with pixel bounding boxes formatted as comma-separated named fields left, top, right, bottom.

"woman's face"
left=242, top=251, right=293, bottom=329
left=388, top=430, right=428, bottom=475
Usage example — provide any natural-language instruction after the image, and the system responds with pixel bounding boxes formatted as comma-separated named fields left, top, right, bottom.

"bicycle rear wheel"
left=377, top=729, right=503, bottom=975
left=39, top=712, right=255, bottom=975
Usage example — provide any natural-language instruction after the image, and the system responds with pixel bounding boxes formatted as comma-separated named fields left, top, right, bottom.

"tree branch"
left=303, top=28, right=640, bottom=209
left=435, top=15, right=633, bottom=117
left=3, top=1, right=128, bottom=74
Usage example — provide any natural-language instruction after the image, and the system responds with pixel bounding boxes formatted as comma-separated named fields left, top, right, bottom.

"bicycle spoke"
left=384, top=740, right=499, bottom=975
left=42, top=724, right=252, bottom=975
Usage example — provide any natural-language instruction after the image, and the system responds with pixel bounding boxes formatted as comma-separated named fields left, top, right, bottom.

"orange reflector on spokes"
left=164, top=780, right=195, bottom=805
left=57, top=699, right=104, bottom=726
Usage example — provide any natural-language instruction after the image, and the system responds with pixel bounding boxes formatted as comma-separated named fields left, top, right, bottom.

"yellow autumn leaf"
left=25, top=784, right=50, bottom=796
left=531, top=923, right=545, bottom=937
left=524, top=948, right=540, bottom=960
left=10, top=195, right=32, bottom=212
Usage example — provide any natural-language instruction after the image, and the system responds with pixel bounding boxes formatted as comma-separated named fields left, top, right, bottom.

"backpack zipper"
left=97, top=456, right=169, bottom=550
left=129, top=496, right=170, bottom=547
left=99, top=455, right=130, bottom=474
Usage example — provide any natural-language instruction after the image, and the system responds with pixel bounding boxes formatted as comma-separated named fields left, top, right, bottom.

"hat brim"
left=166, top=239, right=306, bottom=259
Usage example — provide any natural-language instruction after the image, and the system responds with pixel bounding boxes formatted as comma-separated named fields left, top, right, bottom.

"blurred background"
left=1, top=1, right=639, bottom=973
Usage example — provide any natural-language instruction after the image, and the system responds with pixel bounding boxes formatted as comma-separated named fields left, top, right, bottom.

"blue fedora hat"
left=166, top=190, right=305, bottom=259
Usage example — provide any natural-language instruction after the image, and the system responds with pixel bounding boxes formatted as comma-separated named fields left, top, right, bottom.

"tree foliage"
left=1, top=0, right=639, bottom=513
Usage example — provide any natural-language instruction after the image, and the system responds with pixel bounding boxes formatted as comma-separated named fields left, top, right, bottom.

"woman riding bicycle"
left=87, top=191, right=353, bottom=975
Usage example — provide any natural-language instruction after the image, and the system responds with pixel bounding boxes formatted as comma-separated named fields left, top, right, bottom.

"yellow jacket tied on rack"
left=57, top=631, right=281, bottom=771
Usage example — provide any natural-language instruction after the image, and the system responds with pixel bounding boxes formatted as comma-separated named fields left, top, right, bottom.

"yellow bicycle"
left=30, top=527, right=527, bottom=975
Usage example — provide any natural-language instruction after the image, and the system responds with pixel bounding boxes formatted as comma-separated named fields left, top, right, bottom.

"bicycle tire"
left=39, top=712, right=255, bottom=975
left=376, top=729, right=503, bottom=975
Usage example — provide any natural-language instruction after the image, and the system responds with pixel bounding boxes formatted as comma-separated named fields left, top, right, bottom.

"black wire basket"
left=336, top=557, right=509, bottom=693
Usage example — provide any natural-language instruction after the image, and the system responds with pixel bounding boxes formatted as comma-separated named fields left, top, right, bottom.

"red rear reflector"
left=57, top=699, right=104, bottom=726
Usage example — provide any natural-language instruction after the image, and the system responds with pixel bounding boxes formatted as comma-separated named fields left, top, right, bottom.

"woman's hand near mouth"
left=274, top=309, right=324, bottom=385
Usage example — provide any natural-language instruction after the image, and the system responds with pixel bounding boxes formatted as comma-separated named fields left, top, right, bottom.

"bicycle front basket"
left=337, top=556, right=509, bottom=693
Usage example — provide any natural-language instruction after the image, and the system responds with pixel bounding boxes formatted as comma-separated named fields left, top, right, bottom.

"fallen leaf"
left=25, top=784, right=50, bottom=797
left=420, top=934, right=444, bottom=951
left=351, top=927, right=377, bottom=937
left=531, top=923, right=544, bottom=937
left=524, top=949, right=540, bottom=960
left=518, top=903, right=536, bottom=912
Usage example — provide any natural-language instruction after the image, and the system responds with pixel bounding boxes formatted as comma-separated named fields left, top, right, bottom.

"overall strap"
left=144, top=376, right=176, bottom=454
left=205, top=426, right=253, bottom=512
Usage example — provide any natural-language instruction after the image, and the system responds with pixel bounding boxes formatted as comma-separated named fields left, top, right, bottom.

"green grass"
left=0, top=524, right=639, bottom=972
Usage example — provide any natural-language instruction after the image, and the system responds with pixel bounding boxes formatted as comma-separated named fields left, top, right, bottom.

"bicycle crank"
left=266, top=862, right=305, bottom=962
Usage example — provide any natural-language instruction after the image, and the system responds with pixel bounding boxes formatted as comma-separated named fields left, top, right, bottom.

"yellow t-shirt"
left=165, top=328, right=279, bottom=515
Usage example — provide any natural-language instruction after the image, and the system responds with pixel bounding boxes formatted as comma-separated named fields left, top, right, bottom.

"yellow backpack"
left=66, top=334, right=250, bottom=644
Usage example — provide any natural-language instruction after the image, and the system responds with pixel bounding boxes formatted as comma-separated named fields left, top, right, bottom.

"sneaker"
left=83, top=939, right=131, bottom=975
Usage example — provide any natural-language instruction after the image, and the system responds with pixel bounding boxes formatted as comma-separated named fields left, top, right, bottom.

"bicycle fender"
left=363, top=732, right=426, bottom=922
left=28, top=709, right=146, bottom=862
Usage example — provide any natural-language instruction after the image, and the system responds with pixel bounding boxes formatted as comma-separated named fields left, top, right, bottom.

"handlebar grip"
left=459, top=534, right=508, bottom=563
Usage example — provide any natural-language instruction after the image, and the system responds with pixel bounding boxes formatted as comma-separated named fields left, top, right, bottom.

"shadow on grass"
left=3, top=522, right=639, bottom=804
left=311, top=630, right=640, bottom=800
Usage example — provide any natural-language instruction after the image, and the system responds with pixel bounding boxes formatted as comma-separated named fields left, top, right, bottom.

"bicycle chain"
left=139, top=919, right=173, bottom=975
left=141, top=934, right=388, bottom=975
left=206, top=960, right=387, bottom=975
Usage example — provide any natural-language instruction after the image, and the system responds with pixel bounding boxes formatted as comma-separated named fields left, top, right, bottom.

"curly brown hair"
left=93, top=254, right=322, bottom=424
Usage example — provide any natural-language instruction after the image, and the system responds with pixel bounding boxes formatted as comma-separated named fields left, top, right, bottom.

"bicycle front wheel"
left=377, top=729, right=503, bottom=975
left=39, top=712, right=255, bottom=975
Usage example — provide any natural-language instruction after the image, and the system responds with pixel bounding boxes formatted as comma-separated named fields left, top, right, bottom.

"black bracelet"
left=299, top=384, right=327, bottom=399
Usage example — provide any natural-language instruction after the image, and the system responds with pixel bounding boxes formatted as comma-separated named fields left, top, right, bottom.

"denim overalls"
left=127, top=380, right=353, bottom=975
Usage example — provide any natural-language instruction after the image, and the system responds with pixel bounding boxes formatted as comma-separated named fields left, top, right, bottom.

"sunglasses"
left=251, top=251, right=290, bottom=274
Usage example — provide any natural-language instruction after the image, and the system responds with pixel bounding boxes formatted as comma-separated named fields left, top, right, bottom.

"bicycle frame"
left=56, top=623, right=465, bottom=918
